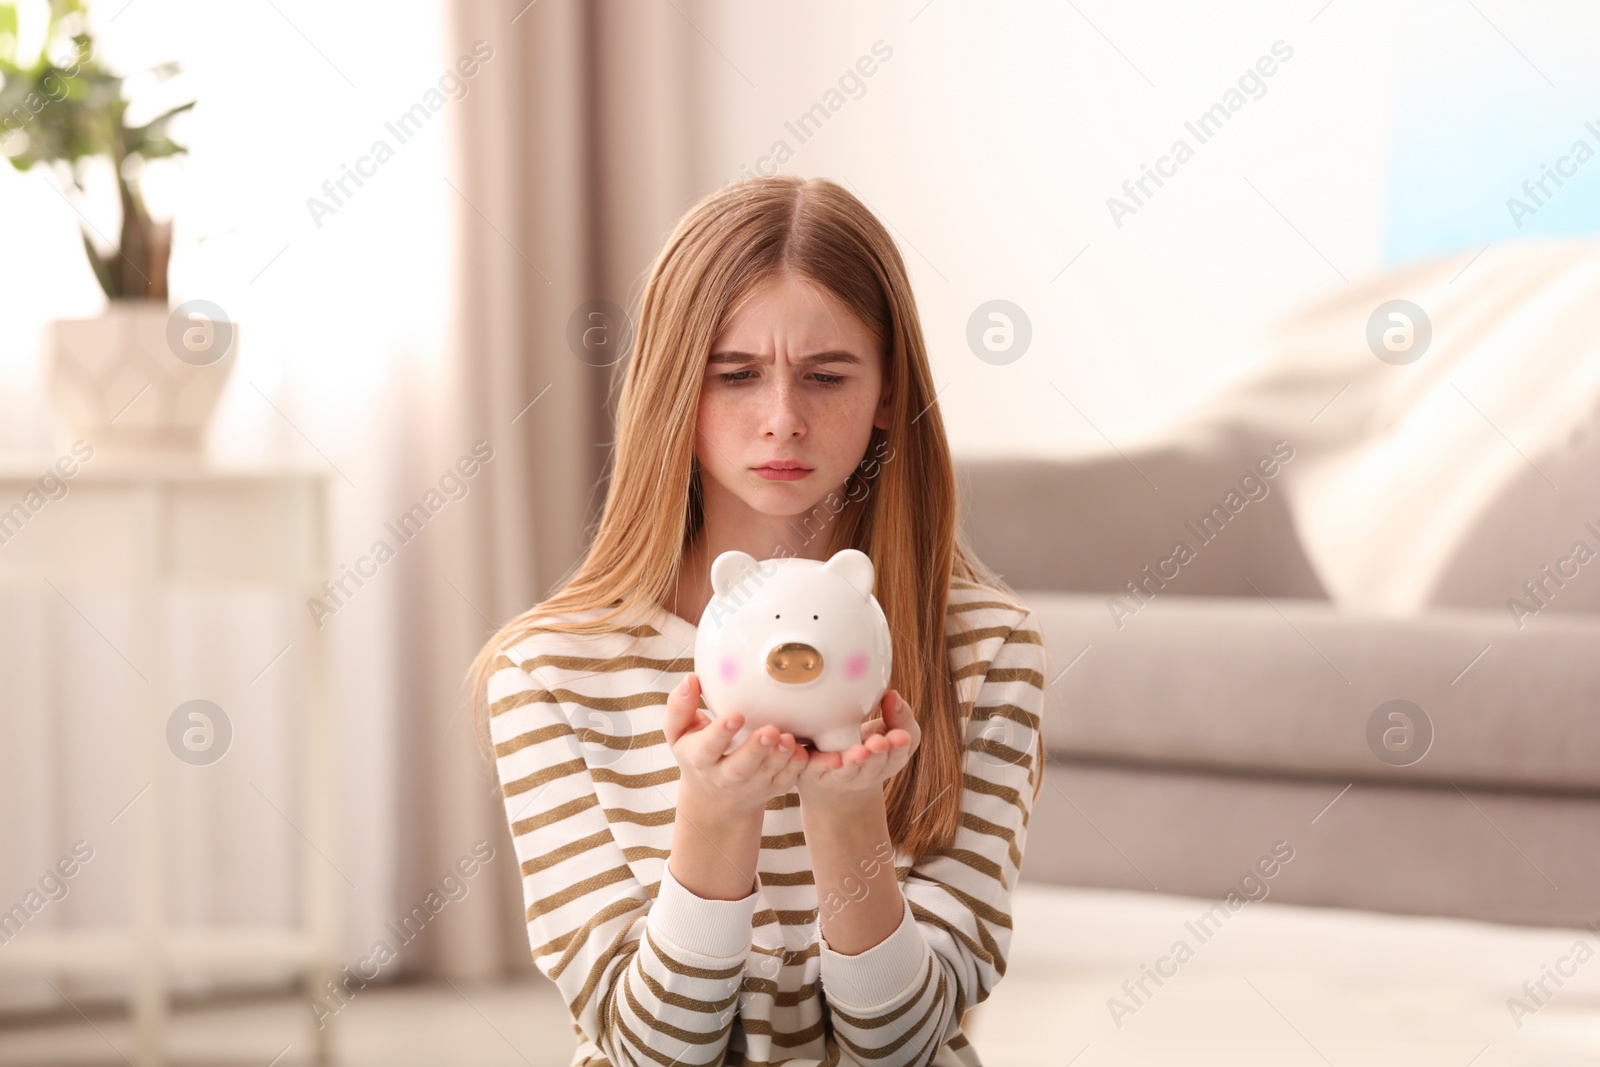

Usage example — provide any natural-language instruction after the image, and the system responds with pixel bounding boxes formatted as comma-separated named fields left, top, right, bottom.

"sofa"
left=955, top=238, right=1600, bottom=930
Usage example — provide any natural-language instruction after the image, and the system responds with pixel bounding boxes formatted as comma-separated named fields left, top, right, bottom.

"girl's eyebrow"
left=708, top=350, right=863, bottom=366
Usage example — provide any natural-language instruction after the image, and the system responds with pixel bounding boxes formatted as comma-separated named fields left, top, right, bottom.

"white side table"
left=0, top=459, right=340, bottom=1067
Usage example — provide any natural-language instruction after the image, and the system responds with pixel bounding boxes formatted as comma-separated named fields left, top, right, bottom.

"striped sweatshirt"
left=487, top=577, right=1046, bottom=1066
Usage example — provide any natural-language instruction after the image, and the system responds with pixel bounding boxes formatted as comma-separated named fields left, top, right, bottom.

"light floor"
left=3, top=882, right=1598, bottom=1066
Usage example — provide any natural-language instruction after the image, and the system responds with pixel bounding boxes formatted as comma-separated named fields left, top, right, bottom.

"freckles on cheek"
left=693, top=401, right=738, bottom=474
left=698, top=392, right=750, bottom=449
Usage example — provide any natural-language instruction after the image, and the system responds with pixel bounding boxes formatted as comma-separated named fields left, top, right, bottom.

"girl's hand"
left=797, top=690, right=919, bottom=814
left=663, top=673, right=809, bottom=818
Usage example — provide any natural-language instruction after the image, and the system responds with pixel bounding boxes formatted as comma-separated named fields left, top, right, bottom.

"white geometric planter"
left=48, top=299, right=238, bottom=461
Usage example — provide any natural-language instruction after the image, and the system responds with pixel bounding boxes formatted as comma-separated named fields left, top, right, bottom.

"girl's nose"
left=761, top=378, right=806, bottom=438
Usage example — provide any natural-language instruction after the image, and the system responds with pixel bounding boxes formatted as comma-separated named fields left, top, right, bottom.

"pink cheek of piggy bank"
left=842, top=650, right=869, bottom=681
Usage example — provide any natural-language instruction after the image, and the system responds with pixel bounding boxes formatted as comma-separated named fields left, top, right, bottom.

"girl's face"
left=695, top=273, right=891, bottom=528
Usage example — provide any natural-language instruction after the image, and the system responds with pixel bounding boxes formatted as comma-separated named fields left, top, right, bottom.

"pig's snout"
left=766, top=642, right=823, bottom=684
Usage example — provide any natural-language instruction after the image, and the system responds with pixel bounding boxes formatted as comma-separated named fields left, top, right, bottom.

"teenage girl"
left=468, top=174, right=1046, bottom=1066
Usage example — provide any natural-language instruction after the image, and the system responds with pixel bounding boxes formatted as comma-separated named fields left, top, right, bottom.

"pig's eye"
left=812, top=614, right=818, bottom=619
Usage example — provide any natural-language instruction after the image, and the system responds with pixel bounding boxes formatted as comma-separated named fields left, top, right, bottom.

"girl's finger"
left=833, top=759, right=867, bottom=786
left=719, top=723, right=777, bottom=781
left=662, top=675, right=700, bottom=746
left=688, top=711, right=742, bottom=770
left=810, top=749, right=844, bottom=773
left=776, top=744, right=808, bottom=788
left=855, top=745, right=891, bottom=778
left=757, top=730, right=795, bottom=778
left=844, top=742, right=876, bottom=765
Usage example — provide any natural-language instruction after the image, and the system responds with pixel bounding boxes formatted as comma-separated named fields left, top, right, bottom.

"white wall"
left=694, top=0, right=1598, bottom=456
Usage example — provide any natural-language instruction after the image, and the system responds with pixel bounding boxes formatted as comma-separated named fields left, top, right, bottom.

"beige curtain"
left=388, top=0, right=704, bottom=980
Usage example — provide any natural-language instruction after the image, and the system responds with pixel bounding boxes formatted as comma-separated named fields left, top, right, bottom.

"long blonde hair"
left=466, top=174, right=1025, bottom=864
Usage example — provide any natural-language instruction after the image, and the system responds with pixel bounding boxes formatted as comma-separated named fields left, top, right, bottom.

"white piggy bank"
left=694, top=548, right=892, bottom=753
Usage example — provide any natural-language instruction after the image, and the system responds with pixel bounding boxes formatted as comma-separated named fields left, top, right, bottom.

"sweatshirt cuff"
left=650, top=861, right=760, bottom=961
left=819, top=896, right=929, bottom=1010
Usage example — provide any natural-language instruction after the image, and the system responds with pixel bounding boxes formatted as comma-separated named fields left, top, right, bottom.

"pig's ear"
left=709, top=551, right=762, bottom=599
left=822, top=548, right=875, bottom=598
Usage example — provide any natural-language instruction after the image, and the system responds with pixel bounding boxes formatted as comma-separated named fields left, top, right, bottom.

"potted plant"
left=1, top=0, right=235, bottom=459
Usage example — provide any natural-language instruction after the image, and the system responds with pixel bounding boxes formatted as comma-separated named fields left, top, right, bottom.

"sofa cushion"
left=1024, top=589, right=1600, bottom=792
left=955, top=424, right=1327, bottom=601
left=1023, top=756, right=1600, bottom=929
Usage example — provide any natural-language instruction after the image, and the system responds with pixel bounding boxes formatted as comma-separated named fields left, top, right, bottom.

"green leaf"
left=0, top=7, right=19, bottom=67
left=124, top=97, right=194, bottom=145
left=7, top=1, right=189, bottom=300
left=131, top=136, right=186, bottom=160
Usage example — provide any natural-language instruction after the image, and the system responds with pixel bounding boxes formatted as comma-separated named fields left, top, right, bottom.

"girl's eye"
left=716, top=370, right=847, bottom=387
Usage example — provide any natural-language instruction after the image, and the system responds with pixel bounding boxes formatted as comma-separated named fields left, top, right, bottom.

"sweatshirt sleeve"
left=487, top=645, right=758, bottom=1067
left=817, top=610, right=1046, bottom=1065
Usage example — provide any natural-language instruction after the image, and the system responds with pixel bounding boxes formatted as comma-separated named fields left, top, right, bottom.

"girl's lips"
left=753, top=466, right=811, bottom=481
